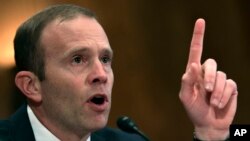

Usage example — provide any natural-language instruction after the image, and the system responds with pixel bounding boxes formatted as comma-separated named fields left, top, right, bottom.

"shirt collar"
left=27, top=105, right=91, bottom=141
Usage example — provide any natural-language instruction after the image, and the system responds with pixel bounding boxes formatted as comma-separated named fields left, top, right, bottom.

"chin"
left=88, top=122, right=107, bottom=133
left=88, top=115, right=109, bottom=132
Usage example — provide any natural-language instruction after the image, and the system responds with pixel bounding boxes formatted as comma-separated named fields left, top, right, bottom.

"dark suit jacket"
left=0, top=105, right=145, bottom=141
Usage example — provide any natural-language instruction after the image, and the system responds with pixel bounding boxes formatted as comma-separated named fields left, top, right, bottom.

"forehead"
left=40, top=15, right=111, bottom=56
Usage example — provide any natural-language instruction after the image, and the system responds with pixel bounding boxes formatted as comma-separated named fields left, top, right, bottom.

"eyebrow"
left=62, top=46, right=113, bottom=58
left=102, top=48, right=114, bottom=57
left=62, top=47, right=89, bottom=58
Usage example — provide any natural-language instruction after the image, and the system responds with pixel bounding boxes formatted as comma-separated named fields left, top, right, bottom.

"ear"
left=15, top=71, right=42, bottom=103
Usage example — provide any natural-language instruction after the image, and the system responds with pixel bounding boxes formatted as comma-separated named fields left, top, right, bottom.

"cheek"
left=42, top=74, right=86, bottom=103
left=41, top=78, right=86, bottom=119
left=47, top=65, right=86, bottom=90
left=109, top=70, right=114, bottom=88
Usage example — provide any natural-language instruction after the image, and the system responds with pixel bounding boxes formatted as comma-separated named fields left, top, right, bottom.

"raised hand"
left=179, top=18, right=238, bottom=140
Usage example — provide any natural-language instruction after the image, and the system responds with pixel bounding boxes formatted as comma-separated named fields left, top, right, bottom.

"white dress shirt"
left=27, top=105, right=91, bottom=141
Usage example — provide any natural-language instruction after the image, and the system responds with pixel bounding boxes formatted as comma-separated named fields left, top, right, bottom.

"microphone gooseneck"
left=117, top=116, right=150, bottom=141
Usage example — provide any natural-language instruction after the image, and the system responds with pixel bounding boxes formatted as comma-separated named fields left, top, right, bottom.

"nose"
left=87, top=60, right=108, bottom=85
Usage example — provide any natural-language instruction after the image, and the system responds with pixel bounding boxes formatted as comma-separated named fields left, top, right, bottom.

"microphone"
left=117, top=116, right=150, bottom=141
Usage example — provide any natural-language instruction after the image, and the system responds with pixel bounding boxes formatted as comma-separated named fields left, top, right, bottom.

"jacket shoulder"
left=0, top=104, right=35, bottom=141
left=92, top=127, right=146, bottom=141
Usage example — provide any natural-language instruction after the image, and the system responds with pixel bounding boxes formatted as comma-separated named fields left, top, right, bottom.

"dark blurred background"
left=1, top=0, right=250, bottom=140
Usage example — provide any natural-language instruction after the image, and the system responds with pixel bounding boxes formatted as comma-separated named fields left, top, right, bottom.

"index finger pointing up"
left=186, top=18, right=206, bottom=71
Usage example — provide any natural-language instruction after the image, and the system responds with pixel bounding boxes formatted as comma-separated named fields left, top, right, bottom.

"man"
left=0, top=4, right=237, bottom=141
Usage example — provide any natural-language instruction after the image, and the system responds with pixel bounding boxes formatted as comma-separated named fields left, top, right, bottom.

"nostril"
left=92, top=76, right=107, bottom=84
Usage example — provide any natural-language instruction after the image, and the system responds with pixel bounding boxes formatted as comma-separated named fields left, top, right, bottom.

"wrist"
left=194, top=127, right=229, bottom=141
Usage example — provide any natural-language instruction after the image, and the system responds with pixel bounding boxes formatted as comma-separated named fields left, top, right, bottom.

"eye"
left=100, top=55, right=112, bottom=64
left=72, top=55, right=85, bottom=65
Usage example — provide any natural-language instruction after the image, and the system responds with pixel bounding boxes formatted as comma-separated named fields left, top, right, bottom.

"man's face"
left=39, top=15, right=114, bottom=133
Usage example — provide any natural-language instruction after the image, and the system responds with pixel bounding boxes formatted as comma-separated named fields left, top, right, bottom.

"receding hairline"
left=38, top=14, right=101, bottom=48
left=14, top=4, right=98, bottom=80
left=38, top=14, right=111, bottom=59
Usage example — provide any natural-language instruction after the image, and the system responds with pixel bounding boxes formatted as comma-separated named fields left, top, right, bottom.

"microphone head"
left=117, top=116, right=151, bottom=141
left=116, top=116, right=138, bottom=133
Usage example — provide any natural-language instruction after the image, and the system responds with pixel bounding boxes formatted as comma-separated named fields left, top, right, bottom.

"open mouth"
left=88, top=94, right=107, bottom=105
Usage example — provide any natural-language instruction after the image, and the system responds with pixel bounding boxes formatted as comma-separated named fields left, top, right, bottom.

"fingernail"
left=205, top=83, right=213, bottom=92
left=219, top=102, right=223, bottom=109
left=212, top=99, right=219, bottom=106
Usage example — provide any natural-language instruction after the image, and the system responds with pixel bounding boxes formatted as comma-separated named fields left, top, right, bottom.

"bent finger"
left=210, top=71, right=227, bottom=107
left=202, top=58, right=217, bottom=92
left=218, top=79, right=237, bottom=109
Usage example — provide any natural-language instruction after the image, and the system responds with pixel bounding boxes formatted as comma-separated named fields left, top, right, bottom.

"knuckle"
left=207, top=58, right=217, bottom=65
left=204, top=58, right=217, bottom=66
left=202, top=58, right=217, bottom=74
left=179, top=93, right=184, bottom=100
left=226, top=79, right=237, bottom=88
left=217, top=71, right=227, bottom=79
left=181, top=73, right=189, bottom=82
